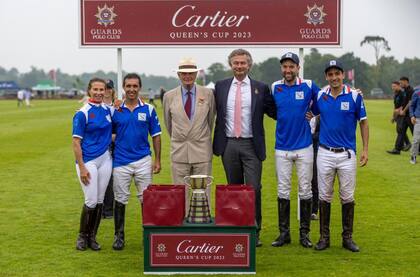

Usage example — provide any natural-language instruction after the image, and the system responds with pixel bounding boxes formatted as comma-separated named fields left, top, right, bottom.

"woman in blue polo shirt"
left=72, top=78, right=112, bottom=251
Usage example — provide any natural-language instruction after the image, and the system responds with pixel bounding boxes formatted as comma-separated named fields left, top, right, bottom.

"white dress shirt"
left=225, top=75, right=253, bottom=138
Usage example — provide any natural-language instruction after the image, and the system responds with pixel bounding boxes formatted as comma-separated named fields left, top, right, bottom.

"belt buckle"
left=331, top=146, right=344, bottom=153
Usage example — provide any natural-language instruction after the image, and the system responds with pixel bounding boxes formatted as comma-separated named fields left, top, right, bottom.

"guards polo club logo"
left=304, top=4, right=327, bottom=25
left=235, top=244, right=244, bottom=253
left=157, top=243, right=166, bottom=252
left=95, top=4, right=117, bottom=27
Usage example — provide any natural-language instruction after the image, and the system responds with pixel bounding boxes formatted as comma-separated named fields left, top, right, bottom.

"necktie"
left=184, top=91, right=192, bottom=119
left=234, top=81, right=242, bottom=138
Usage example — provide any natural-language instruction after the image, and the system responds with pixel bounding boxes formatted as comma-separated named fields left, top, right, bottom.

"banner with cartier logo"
left=80, top=0, right=341, bottom=46
left=149, top=233, right=250, bottom=267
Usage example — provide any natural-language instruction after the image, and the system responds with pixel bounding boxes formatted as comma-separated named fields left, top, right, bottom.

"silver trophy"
left=184, top=175, right=213, bottom=224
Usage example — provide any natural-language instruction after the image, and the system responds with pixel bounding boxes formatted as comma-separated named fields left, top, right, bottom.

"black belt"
left=227, top=137, right=252, bottom=140
left=320, top=144, right=351, bottom=159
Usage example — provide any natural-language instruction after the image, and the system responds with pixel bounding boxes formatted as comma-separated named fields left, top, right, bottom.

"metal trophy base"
left=186, top=189, right=211, bottom=224
left=184, top=175, right=213, bottom=224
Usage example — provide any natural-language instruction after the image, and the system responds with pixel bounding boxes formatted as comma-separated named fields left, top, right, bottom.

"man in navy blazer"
left=213, top=49, right=276, bottom=247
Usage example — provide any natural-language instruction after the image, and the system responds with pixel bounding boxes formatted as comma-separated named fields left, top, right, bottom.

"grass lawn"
left=0, top=99, right=419, bottom=276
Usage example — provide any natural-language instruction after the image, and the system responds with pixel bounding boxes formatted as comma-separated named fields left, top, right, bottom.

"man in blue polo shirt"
left=271, top=52, right=320, bottom=248
left=111, top=73, right=162, bottom=250
left=409, top=89, right=420, bottom=164
left=313, top=60, right=369, bottom=252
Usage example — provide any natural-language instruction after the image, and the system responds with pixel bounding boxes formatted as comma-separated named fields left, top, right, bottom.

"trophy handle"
left=183, top=176, right=191, bottom=186
left=206, top=176, right=214, bottom=187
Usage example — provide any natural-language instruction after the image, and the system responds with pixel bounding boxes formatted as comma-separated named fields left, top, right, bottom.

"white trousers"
left=76, top=151, right=112, bottom=208
left=113, top=155, right=152, bottom=205
left=411, top=119, right=420, bottom=157
left=275, top=145, right=313, bottom=200
left=317, top=147, right=356, bottom=204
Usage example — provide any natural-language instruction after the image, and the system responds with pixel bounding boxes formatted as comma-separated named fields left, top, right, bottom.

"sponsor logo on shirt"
left=138, top=113, right=147, bottom=121
left=341, top=102, right=349, bottom=111
left=295, top=91, right=304, bottom=100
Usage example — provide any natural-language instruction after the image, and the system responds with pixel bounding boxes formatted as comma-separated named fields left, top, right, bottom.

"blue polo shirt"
left=409, top=90, right=420, bottom=118
left=112, top=100, right=161, bottom=168
left=313, top=85, right=367, bottom=152
left=72, top=103, right=112, bottom=163
left=271, top=78, right=320, bottom=150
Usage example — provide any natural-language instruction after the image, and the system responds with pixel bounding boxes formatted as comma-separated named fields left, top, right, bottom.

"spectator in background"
left=24, top=88, right=32, bottom=107
left=387, top=81, right=408, bottom=155
left=17, top=89, right=25, bottom=107
left=400, top=77, right=416, bottom=151
left=159, top=86, right=166, bottom=104
left=400, top=77, right=415, bottom=133
left=102, top=79, right=117, bottom=219
left=409, top=89, right=420, bottom=164
left=148, top=88, right=156, bottom=107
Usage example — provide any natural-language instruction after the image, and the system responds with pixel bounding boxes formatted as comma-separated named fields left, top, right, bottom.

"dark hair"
left=228, top=48, right=253, bottom=68
left=87, top=77, right=106, bottom=92
left=123, top=73, right=142, bottom=87
left=399, top=76, right=409, bottom=82
left=392, top=81, right=400, bottom=85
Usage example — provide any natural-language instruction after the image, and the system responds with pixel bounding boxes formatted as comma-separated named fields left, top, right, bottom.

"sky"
left=1, top=0, right=419, bottom=77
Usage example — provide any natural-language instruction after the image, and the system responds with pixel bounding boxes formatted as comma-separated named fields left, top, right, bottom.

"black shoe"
left=315, top=238, right=330, bottom=251
left=113, top=201, right=126, bottom=250
left=402, top=143, right=411, bottom=152
left=76, top=234, right=88, bottom=251
left=113, top=234, right=125, bottom=250
left=271, top=233, right=291, bottom=247
left=343, top=238, right=360, bottom=252
left=386, top=149, right=400, bottom=154
left=300, top=233, right=313, bottom=248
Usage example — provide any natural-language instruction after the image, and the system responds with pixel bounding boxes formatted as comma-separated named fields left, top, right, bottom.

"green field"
left=0, top=99, right=419, bottom=276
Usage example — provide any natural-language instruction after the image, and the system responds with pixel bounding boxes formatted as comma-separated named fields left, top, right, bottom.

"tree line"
left=206, top=48, right=420, bottom=96
left=1, top=48, right=419, bottom=96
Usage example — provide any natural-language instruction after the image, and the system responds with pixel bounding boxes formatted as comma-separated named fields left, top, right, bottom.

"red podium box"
left=215, top=185, right=255, bottom=226
left=143, top=185, right=185, bottom=226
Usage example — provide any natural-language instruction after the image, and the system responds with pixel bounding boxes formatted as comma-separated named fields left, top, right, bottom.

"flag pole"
left=117, top=48, right=123, bottom=100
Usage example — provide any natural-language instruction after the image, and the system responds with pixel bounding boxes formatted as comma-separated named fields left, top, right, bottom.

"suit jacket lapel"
left=250, top=78, right=257, bottom=115
left=192, top=86, right=203, bottom=125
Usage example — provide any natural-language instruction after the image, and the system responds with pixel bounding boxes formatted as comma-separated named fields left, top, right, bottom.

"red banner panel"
left=80, top=0, right=341, bottom=46
left=150, top=233, right=250, bottom=267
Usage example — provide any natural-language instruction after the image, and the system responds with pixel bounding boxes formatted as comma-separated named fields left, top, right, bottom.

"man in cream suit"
left=163, top=58, right=216, bottom=213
